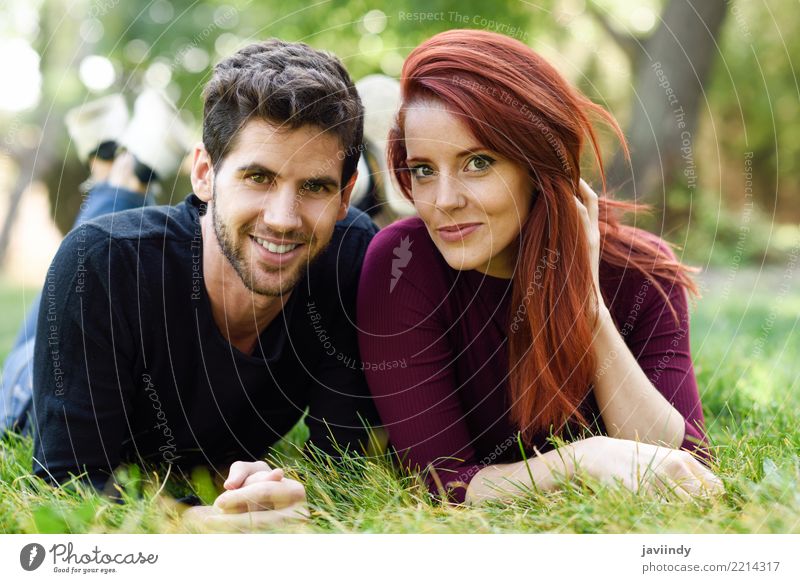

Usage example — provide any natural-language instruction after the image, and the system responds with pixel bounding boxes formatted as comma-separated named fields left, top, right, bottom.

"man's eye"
left=301, top=182, right=325, bottom=194
left=410, top=165, right=436, bottom=179
left=465, top=155, right=495, bottom=172
left=248, top=173, right=269, bottom=184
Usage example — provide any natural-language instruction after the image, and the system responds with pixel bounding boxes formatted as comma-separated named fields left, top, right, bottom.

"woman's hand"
left=181, top=460, right=308, bottom=531
left=575, top=436, right=724, bottom=500
left=574, top=179, right=606, bottom=327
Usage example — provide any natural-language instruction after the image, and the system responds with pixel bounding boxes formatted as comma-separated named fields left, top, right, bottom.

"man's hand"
left=181, top=461, right=308, bottom=532
left=215, top=461, right=306, bottom=513
left=222, top=460, right=284, bottom=491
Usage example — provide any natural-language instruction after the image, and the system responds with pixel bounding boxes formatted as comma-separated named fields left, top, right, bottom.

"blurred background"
left=0, top=0, right=798, bottom=357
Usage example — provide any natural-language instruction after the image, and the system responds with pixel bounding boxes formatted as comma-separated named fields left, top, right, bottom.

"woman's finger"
left=574, top=189, right=602, bottom=308
left=686, top=460, right=725, bottom=496
left=637, top=465, right=691, bottom=502
left=573, top=194, right=589, bottom=217
left=579, top=178, right=599, bottom=226
left=658, top=467, right=697, bottom=501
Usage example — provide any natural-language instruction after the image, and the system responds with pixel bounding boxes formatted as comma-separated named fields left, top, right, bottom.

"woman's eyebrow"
left=406, top=146, right=487, bottom=164
left=405, top=156, right=431, bottom=164
left=454, top=146, right=489, bottom=157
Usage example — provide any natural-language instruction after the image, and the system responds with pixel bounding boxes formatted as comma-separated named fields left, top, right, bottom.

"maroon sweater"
left=357, top=217, right=710, bottom=503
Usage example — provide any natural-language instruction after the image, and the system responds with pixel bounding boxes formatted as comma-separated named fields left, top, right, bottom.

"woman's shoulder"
left=600, top=227, right=679, bottom=281
left=601, top=227, right=689, bottom=322
left=361, top=216, right=451, bottom=295
left=365, top=217, right=441, bottom=267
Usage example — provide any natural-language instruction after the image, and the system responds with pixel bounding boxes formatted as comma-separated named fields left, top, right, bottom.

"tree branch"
left=585, top=2, right=642, bottom=64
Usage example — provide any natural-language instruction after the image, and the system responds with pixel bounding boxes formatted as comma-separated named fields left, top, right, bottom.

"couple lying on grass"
left=2, top=30, right=722, bottom=529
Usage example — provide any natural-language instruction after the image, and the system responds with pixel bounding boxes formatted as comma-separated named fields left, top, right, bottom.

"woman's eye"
left=465, top=155, right=494, bottom=172
left=410, top=165, right=436, bottom=179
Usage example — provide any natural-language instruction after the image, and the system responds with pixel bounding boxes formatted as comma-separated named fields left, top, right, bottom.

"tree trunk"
left=606, top=0, right=728, bottom=208
left=0, top=7, right=86, bottom=267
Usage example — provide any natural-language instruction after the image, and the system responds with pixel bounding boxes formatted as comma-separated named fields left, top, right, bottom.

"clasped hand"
left=181, top=460, right=308, bottom=531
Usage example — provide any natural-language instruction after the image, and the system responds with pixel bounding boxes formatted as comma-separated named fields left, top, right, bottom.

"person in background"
left=1, top=89, right=190, bottom=436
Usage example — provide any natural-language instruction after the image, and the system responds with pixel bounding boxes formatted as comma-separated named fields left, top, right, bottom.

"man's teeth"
left=254, top=237, right=300, bottom=255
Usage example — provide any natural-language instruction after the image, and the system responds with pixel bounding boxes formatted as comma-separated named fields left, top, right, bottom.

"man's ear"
left=337, top=170, right=357, bottom=221
left=190, top=143, right=214, bottom=202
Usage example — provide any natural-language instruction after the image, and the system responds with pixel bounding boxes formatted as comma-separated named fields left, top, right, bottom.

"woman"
left=357, top=29, right=723, bottom=505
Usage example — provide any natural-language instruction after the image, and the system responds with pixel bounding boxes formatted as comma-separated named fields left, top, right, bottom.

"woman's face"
left=403, top=100, right=534, bottom=278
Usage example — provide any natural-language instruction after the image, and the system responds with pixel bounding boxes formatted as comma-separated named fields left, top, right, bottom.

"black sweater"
left=33, top=194, right=379, bottom=489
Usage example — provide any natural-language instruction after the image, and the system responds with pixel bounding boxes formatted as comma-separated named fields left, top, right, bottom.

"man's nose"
left=262, top=186, right=302, bottom=233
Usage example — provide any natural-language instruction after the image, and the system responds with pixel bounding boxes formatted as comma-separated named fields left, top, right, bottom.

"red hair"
left=387, top=29, right=699, bottom=444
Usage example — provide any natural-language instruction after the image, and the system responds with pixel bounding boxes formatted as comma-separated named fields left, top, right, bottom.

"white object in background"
left=120, top=89, right=193, bottom=179
left=355, top=75, right=415, bottom=217
left=65, top=94, right=129, bottom=163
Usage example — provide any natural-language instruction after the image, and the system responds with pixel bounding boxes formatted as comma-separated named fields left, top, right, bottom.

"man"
left=32, top=39, right=380, bottom=526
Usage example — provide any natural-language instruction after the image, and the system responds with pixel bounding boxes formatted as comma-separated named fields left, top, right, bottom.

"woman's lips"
left=436, top=222, right=482, bottom=243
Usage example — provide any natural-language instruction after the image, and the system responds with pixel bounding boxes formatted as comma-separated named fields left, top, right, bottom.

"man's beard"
left=211, top=187, right=319, bottom=297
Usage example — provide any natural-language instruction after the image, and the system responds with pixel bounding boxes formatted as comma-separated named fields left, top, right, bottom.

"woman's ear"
left=529, top=180, right=541, bottom=210
left=190, top=144, right=214, bottom=202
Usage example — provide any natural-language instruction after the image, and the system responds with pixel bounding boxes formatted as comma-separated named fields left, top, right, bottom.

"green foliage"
left=667, top=187, right=800, bottom=267
left=2, top=0, right=798, bottom=245
left=706, top=0, right=800, bottom=221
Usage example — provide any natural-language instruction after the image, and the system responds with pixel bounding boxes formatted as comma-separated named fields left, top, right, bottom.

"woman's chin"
left=438, top=247, right=483, bottom=273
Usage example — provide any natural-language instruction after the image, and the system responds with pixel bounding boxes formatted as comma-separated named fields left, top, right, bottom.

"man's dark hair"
left=203, top=39, right=364, bottom=188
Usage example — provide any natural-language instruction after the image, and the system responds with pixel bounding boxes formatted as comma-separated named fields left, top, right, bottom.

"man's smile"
left=249, top=234, right=305, bottom=266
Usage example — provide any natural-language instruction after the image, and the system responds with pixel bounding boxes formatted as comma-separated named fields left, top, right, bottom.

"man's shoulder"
left=80, top=194, right=199, bottom=243
left=311, top=207, right=379, bottom=278
left=332, top=206, right=379, bottom=237
left=54, top=195, right=199, bottom=277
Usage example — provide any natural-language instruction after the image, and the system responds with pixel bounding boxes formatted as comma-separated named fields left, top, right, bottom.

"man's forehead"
left=228, top=118, right=344, bottom=173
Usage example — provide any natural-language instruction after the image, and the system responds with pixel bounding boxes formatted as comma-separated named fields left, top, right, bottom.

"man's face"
left=196, top=119, right=352, bottom=296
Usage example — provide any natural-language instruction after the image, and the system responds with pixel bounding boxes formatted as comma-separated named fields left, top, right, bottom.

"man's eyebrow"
left=303, top=175, right=339, bottom=188
left=234, top=165, right=338, bottom=187
left=235, top=163, right=278, bottom=176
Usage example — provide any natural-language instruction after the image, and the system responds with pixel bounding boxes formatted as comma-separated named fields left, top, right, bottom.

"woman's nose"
left=433, top=172, right=467, bottom=212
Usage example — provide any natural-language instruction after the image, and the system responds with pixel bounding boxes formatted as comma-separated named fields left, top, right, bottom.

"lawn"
left=1, top=267, right=798, bottom=534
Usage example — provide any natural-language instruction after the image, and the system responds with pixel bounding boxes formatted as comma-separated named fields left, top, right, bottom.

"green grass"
left=1, top=268, right=798, bottom=534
